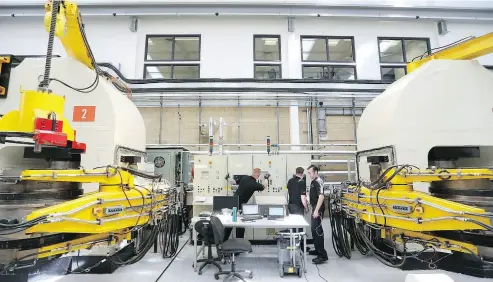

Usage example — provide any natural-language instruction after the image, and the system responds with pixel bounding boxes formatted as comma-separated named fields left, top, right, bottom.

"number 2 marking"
left=81, top=108, right=87, bottom=119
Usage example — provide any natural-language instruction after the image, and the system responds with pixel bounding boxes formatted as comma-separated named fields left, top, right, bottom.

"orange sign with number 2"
left=73, top=106, right=96, bottom=122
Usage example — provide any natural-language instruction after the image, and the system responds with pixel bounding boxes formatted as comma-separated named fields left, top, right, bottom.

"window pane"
left=173, top=65, right=199, bottom=79
left=379, top=39, right=404, bottom=63
left=146, top=37, right=173, bottom=60
left=328, top=38, right=353, bottom=62
left=255, top=65, right=281, bottom=79
left=145, top=66, right=172, bottom=79
left=303, top=66, right=324, bottom=79
left=255, top=37, right=280, bottom=61
left=405, top=39, right=428, bottom=62
left=174, top=37, right=200, bottom=60
left=329, top=66, right=356, bottom=80
left=302, top=38, right=327, bottom=61
left=303, top=66, right=355, bottom=80
left=381, top=67, right=406, bottom=81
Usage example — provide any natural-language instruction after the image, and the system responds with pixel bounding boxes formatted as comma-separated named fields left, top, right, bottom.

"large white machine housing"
left=0, top=57, right=147, bottom=192
left=357, top=60, right=493, bottom=188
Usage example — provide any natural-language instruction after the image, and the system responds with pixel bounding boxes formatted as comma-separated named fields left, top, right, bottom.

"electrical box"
left=253, top=155, right=287, bottom=195
left=227, top=155, right=253, bottom=195
left=193, top=155, right=228, bottom=196
left=286, top=154, right=312, bottom=190
left=146, top=147, right=191, bottom=186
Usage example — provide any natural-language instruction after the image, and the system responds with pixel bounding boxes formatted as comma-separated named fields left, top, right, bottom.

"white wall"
left=0, top=15, right=491, bottom=79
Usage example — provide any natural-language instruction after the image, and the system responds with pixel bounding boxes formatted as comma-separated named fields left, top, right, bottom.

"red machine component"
left=33, top=117, right=86, bottom=152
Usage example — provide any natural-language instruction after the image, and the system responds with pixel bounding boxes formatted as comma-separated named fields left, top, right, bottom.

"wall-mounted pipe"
left=158, top=97, right=163, bottom=144
left=189, top=150, right=356, bottom=155
left=311, top=159, right=355, bottom=164
left=317, top=105, right=327, bottom=141
left=219, top=117, right=225, bottom=155
left=146, top=143, right=357, bottom=147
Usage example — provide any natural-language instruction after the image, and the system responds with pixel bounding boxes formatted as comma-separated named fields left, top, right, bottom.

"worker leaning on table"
left=223, top=168, right=266, bottom=241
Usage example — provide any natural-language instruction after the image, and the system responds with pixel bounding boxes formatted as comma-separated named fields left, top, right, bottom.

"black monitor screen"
left=213, top=196, right=239, bottom=211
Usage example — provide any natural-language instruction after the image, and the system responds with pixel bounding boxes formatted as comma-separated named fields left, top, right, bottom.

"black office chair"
left=194, top=219, right=223, bottom=275
left=210, top=215, right=253, bottom=281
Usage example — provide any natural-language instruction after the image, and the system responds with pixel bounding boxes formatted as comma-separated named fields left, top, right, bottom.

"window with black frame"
left=144, top=35, right=200, bottom=79
left=378, top=37, right=430, bottom=81
left=254, top=35, right=282, bottom=79
left=300, top=36, right=356, bottom=80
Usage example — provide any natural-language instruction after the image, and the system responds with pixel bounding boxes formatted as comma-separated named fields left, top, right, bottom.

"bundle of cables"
left=158, top=187, right=182, bottom=258
left=329, top=181, right=369, bottom=259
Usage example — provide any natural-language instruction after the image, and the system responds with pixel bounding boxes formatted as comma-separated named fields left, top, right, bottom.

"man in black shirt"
left=307, top=165, right=328, bottom=264
left=224, top=168, right=266, bottom=240
left=287, top=167, right=308, bottom=223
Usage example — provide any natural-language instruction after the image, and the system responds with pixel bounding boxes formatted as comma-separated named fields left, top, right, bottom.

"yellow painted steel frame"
left=0, top=90, right=76, bottom=141
left=407, top=32, right=493, bottom=73
left=342, top=167, right=493, bottom=255
left=45, top=0, right=95, bottom=70
left=0, top=56, right=10, bottom=95
left=387, top=228, right=478, bottom=255
left=22, top=167, right=168, bottom=234
left=37, top=232, right=131, bottom=259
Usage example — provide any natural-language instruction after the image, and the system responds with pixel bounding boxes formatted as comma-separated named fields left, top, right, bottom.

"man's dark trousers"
left=311, top=211, right=328, bottom=259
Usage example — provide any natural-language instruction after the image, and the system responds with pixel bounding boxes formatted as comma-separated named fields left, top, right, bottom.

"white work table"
left=191, top=214, right=309, bottom=272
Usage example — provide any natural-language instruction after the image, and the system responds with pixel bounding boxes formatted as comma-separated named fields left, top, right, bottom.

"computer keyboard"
left=242, top=215, right=263, bottom=221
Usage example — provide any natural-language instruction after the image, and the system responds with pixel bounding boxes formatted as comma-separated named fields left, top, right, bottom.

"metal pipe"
left=208, top=117, right=214, bottom=137
left=319, top=171, right=356, bottom=175
left=198, top=99, right=202, bottom=147
left=289, top=100, right=300, bottom=151
left=178, top=104, right=182, bottom=144
left=351, top=98, right=357, bottom=143
left=311, top=159, right=355, bottom=164
left=276, top=101, right=280, bottom=144
left=146, top=143, right=357, bottom=147
left=159, top=97, right=163, bottom=144
left=237, top=99, right=241, bottom=150
left=219, top=117, right=225, bottom=155
left=3, top=12, right=493, bottom=22
left=189, top=150, right=356, bottom=155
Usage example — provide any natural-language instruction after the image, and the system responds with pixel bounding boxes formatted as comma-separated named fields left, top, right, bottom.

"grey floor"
left=30, top=219, right=489, bottom=282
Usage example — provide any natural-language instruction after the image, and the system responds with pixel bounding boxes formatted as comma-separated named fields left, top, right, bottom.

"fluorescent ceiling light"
left=263, top=38, right=278, bottom=46
left=328, top=40, right=340, bottom=47
left=380, top=40, right=399, bottom=52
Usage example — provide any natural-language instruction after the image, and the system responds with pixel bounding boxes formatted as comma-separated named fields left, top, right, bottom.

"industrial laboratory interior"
left=0, top=1, right=493, bottom=282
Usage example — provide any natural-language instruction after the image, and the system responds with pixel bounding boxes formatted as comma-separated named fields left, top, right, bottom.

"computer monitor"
left=212, top=196, right=239, bottom=211
left=242, top=204, right=259, bottom=215
left=268, top=206, right=284, bottom=217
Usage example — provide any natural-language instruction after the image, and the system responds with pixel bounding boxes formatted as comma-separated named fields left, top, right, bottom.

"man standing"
left=224, top=168, right=266, bottom=240
left=287, top=167, right=308, bottom=225
left=307, top=165, right=328, bottom=264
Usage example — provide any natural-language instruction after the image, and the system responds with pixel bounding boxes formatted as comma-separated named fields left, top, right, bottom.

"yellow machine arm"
left=44, top=0, right=96, bottom=70
left=18, top=166, right=168, bottom=234
left=0, top=166, right=167, bottom=262
left=407, top=32, right=493, bottom=73
left=336, top=166, right=493, bottom=256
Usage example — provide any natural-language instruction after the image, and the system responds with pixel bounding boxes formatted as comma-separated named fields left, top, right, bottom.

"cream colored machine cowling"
left=357, top=60, right=493, bottom=212
left=0, top=57, right=147, bottom=193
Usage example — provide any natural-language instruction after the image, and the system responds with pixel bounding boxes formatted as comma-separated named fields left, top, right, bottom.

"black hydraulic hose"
left=161, top=213, right=181, bottom=258
left=328, top=200, right=352, bottom=259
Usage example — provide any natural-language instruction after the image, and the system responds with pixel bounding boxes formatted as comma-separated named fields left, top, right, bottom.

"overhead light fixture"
left=263, top=38, right=278, bottom=46
left=380, top=40, right=399, bottom=52
left=328, top=40, right=340, bottom=47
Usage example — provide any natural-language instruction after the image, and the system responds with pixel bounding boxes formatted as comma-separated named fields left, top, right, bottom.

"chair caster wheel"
left=249, top=273, right=253, bottom=279
left=198, top=271, right=202, bottom=275
left=214, top=274, right=219, bottom=280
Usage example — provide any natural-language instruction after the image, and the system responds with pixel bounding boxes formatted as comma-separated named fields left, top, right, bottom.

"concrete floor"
left=30, top=219, right=488, bottom=282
